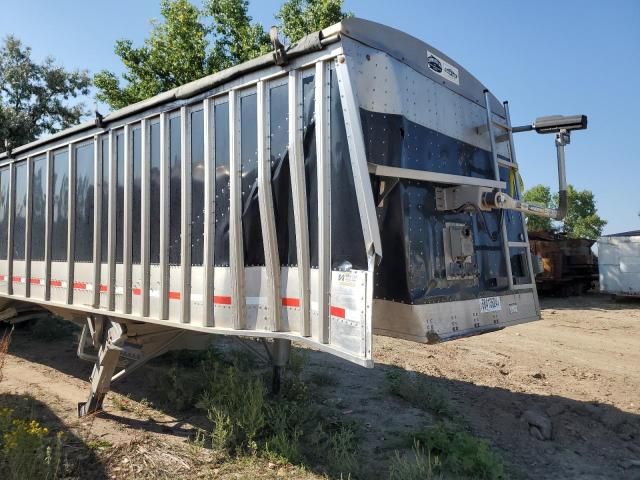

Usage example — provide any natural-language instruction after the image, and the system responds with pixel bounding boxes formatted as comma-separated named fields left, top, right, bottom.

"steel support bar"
left=24, top=157, right=33, bottom=298
left=92, top=136, right=102, bottom=308
left=334, top=56, right=382, bottom=258
left=6, top=162, right=15, bottom=296
left=107, top=131, right=117, bottom=311
left=180, top=107, right=192, bottom=323
left=44, top=150, right=53, bottom=301
left=203, top=99, right=215, bottom=327
left=289, top=70, right=311, bottom=337
left=159, top=113, right=170, bottom=320
left=229, top=90, right=246, bottom=329
left=123, top=126, right=133, bottom=313
left=67, top=143, right=76, bottom=304
left=315, top=63, right=330, bottom=343
left=140, top=119, right=151, bottom=317
left=257, top=80, right=282, bottom=331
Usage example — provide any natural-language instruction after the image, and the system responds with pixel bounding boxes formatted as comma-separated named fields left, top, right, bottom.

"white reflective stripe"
left=190, top=293, right=204, bottom=302
left=246, top=296, right=266, bottom=306
left=149, top=289, right=161, bottom=299
left=343, top=308, right=362, bottom=323
left=115, top=286, right=125, bottom=295
left=311, top=300, right=319, bottom=312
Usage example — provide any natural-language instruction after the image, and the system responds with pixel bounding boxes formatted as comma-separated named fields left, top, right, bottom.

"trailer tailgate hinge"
left=270, top=26, right=288, bottom=66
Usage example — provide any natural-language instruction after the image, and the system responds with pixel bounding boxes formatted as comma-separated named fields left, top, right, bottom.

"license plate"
left=480, top=296, right=502, bottom=313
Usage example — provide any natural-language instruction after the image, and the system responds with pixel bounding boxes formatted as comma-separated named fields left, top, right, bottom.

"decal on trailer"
left=427, top=51, right=460, bottom=85
left=480, top=296, right=502, bottom=313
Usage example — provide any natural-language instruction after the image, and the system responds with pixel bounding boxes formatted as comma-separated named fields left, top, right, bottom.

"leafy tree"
left=276, top=0, right=349, bottom=43
left=94, top=0, right=210, bottom=110
left=562, top=185, right=607, bottom=240
left=522, top=185, right=553, bottom=232
left=0, top=36, right=91, bottom=153
left=95, top=0, right=348, bottom=110
left=522, top=184, right=607, bottom=239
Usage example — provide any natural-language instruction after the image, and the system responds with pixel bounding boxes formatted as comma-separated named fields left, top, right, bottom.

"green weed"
left=389, top=440, right=441, bottom=480
left=401, top=423, right=504, bottom=480
left=327, top=424, right=359, bottom=477
left=385, top=368, right=452, bottom=418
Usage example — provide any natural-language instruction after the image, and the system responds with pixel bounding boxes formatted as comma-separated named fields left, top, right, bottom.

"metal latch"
left=443, top=223, right=479, bottom=280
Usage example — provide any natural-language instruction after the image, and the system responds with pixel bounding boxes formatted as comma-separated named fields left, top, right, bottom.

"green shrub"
left=263, top=404, right=302, bottom=463
left=0, top=407, right=63, bottom=480
left=198, top=362, right=267, bottom=453
left=410, top=423, right=504, bottom=480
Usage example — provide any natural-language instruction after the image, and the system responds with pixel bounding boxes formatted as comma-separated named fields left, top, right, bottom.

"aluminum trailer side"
left=0, top=18, right=585, bottom=415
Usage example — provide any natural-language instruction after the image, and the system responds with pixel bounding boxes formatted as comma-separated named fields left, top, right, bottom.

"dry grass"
left=102, top=434, right=320, bottom=479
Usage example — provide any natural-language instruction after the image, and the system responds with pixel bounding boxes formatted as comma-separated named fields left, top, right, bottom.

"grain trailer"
left=0, top=18, right=587, bottom=415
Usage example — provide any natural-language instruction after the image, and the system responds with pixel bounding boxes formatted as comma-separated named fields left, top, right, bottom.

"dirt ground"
left=1, top=292, right=639, bottom=479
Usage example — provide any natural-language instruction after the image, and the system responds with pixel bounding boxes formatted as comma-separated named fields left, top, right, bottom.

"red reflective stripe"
left=168, top=291, right=181, bottom=300
left=132, top=288, right=142, bottom=296
left=30, top=278, right=40, bottom=285
left=0, top=275, right=4, bottom=281
left=213, top=295, right=232, bottom=305
left=73, top=282, right=86, bottom=290
left=330, top=306, right=345, bottom=318
left=50, top=280, right=63, bottom=287
left=12, top=276, right=21, bottom=283
left=282, top=297, right=300, bottom=308
left=99, top=284, right=108, bottom=293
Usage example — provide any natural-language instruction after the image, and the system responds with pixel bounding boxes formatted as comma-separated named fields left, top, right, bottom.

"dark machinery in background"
left=529, top=231, right=598, bottom=296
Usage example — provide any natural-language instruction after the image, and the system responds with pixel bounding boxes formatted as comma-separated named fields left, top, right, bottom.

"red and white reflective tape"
left=0, top=274, right=6, bottom=282
left=213, top=295, right=232, bottom=305
left=11, top=276, right=27, bottom=284
left=282, top=297, right=300, bottom=308
left=72, top=282, right=94, bottom=291
left=50, top=279, right=68, bottom=288
left=30, top=278, right=46, bottom=286
left=330, top=305, right=361, bottom=322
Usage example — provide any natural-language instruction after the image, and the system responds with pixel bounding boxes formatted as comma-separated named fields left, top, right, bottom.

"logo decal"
left=444, top=67, right=458, bottom=81
left=427, top=54, right=442, bottom=73
left=426, top=51, right=460, bottom=86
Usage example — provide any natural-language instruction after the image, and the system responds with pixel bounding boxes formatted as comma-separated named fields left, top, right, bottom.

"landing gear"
left=264, top=338, right=291, bottom=395
left=77, top=315, right=188, bottom=417
left=77, top=316, right=125, bottom=417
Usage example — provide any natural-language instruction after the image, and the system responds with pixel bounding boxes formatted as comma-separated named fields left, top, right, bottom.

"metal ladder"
left=483, top=91, right=539, bottom=309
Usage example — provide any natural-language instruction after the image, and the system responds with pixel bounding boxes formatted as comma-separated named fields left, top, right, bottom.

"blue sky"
left=2, top=0, right=639, bottom=234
